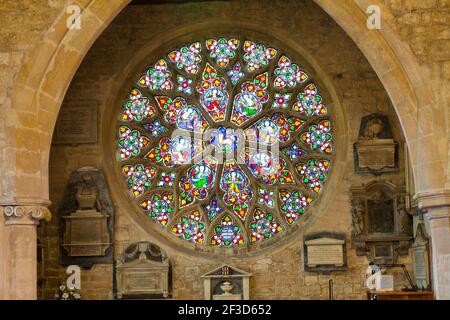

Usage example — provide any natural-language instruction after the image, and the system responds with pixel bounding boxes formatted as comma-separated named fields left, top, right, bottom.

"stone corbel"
left=1, top=198, right=52, bottom=226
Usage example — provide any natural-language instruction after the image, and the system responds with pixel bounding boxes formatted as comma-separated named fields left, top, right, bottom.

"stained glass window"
left=116, top=36, right=334, bottom=251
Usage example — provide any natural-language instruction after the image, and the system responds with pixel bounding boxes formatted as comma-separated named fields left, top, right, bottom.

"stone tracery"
left=116, top=37, right=334, bottom=250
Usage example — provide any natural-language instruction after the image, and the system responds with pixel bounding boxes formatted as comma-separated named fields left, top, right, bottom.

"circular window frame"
left=102, top=20, right=348, bottom=259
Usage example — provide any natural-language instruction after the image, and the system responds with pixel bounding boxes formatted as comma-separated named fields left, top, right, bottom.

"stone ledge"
left=415, top=190, right=450, bottom=212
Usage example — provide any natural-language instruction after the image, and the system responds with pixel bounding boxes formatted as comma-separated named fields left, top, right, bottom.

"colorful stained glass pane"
left=272, top=92, right=292, bottom=109
left=220, top=160, right=253, bottom=220
left=296, top=159, right=330, bottom=193
left=245, top=118, right=279, bottom=146
left=244, top=149, right=294, bottom=185
left=272, top=113, right=304, bottom=143
left=155, top=96, right=208, bottom=133
left=258, top=188, right=274, bottom=208
left=118, top=126, right=150, bottom=160
left=204, top=196, right=224, bottom=222
left=210, top=127, right=240, bottom=154
left=157, top=172, right=176, bottom=187
left=206, top=38, right=239, bottom=68
left=168, top=42, right=202, bottom=74
left=282, top=143, right=308, bottom=161
left=138, top=59, right=172, bottom=91
left=142, top=119, right=168, bottom=138
left=249, top=208, right=283, bottom=242
left=155, top=96, right=186, bottom=124
left=231, top=73, right=269, bottom=126
left=243, top=41, right=277, bottom=72
left=300, top=120, right=333, bottom=154
left=227, top=62, right=245, bottom=85
left=245, top=113, right=303, bottom=145
left=178, top=156, right=217, bottom=208
left=122, top=164, right=156, bottom=197
left=279, top=190, right=313, bottom=224
left=121, top=89, right=156, bottom=122
left=292, top=83, right=327, bottom=116
left=171, top=210, right=205, bottom=244
left=273, top=55, right=308, bottom=89
left=176, top=105, right=209, bottom=133
left=140, top=193, right=174, bottom=226
left=211, top=215, right=245, bottom=247
left=120, top=37, right=336, bottom=251
left=144, top=136, right=204, bottom=167
left=176, top=75, right=193, bottom=95
left=196, top=63, right=229, bottom=122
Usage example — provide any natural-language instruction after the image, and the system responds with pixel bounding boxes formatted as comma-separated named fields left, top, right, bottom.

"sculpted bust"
left=362, top=118, right=384, bottom=139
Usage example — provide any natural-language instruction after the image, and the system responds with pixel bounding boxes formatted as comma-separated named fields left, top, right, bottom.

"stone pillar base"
left=416, top=190, right=450, bottom=300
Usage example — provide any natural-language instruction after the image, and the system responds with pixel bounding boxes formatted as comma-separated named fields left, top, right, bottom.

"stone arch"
left=4, top=0, right=443, bottom=208
left=314, top=0, right=444, bottom=194
left=2, top=0, right=448, bottom=300
left=3, top=0, right=130, bottom=203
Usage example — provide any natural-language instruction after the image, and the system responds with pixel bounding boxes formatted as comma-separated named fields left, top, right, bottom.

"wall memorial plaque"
left=52, top=101, right=97, bottom=144
left=116, top=242, right=171, bottom=299
left=59, top=167, right=114, bottom=267
left=353, top=114, right=398, bottom=175
left=350, top=181, right=412, bottom=264
left=201, top=265, right=251, bottom=300
left=303, top=233, right=347, bottom=273
left=412, top=223, right=432, bottom=290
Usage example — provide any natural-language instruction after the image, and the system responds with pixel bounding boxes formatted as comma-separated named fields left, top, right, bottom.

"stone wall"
left=37, top=0, right=415, bottom=300
left=383, top=0, right=450, bottom=190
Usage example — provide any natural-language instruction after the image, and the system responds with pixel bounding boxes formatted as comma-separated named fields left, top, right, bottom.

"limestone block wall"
left=37, top=0, right=416, bottom=300
left=383, top=0, right=450, bottom=190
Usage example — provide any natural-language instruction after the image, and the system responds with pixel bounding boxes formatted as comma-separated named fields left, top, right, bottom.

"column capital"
left=414, top=190, right=450, bottom=220
left=0, top=197, right=52, bottom=226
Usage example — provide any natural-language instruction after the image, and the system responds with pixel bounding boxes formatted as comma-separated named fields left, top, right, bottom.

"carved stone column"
left=0, top=199, right=51, bottom=300
left=416, top=191, right=450, bottom=300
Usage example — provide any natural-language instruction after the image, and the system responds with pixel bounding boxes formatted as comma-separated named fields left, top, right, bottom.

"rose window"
left=116, top=37, right=334, bottom=250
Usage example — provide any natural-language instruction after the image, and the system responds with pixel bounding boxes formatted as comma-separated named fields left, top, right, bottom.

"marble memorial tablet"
left=305, top=237, right=345, bottom=267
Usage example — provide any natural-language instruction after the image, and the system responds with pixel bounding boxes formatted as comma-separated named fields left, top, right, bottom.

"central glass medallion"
left=210, top=127, right=240, bottom=154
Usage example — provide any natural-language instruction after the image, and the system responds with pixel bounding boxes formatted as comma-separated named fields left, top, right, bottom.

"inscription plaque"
left=116, top=242, right=171, bottom=299
left=53, top=101, right=97, bottom=144
left=304, top=233, right=347, bottom=273
left=125, top=272, right=160, bottom=291
left=305, top=238, right=345, bottom=267
left=412, top=223, right=431, bottom=290
left=357, top=139, right=396, bottom=169
left=63, top=210, right=110, bottom=257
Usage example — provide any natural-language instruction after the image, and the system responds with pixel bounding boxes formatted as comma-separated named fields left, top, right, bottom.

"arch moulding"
left=3, top=0, right=444, bottom=205
left=2, top=0, right=449, bottom=301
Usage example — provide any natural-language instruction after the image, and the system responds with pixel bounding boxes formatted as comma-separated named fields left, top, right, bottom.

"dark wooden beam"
left=130, top=0, right=229, bottom=5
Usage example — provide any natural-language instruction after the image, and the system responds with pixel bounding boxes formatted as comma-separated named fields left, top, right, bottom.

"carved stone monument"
left=201, top=265, right=251, bottom=300
left=304, top=233, right=347, bottom=273
left=350, top=181, right=413, bottom=264
left=60, top=167, right=114, bottom=267
left=412, top=223, right=432, bottom=290
left=116, top=242, right=171, bottom=299
left=353, top=114, right=398, bottom=175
